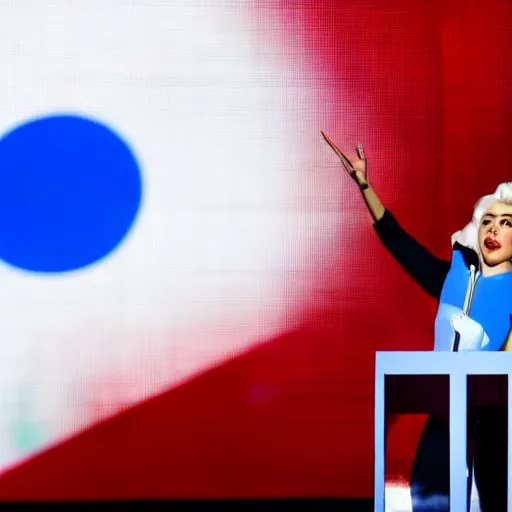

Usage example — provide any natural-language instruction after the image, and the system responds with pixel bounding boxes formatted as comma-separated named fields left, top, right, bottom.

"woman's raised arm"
left=321, top=131, right=450, bottom=299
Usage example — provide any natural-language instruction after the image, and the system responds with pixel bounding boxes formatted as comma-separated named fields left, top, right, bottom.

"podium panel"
left=374, top=352, right=512, bottom=511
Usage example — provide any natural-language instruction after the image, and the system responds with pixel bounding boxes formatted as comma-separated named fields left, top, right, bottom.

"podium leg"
left=450, top=373, right=467, bottom=511
left=374, top=371, right=385, bottom=512
left=508, top=375, right=512, bottom=511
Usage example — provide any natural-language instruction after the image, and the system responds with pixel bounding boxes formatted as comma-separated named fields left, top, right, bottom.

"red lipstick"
left=484, top=238, right=501, bottom=250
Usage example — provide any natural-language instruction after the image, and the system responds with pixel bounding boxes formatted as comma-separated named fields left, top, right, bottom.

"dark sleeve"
left=373, top=210, right=450, bottom=300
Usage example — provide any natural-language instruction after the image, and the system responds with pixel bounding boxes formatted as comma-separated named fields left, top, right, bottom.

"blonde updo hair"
left=451, top=182, right=512, bottom=256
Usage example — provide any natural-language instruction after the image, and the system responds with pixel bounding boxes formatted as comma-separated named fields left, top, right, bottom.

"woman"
left=321, top=131, right=512, bottom=511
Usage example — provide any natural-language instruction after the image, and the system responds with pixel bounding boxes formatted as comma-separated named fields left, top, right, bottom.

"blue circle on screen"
left=0, top=114, right=143, bottom=273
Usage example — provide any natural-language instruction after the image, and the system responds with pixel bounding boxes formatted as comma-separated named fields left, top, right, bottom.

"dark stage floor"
left=1, top=499, right=374, bottom=511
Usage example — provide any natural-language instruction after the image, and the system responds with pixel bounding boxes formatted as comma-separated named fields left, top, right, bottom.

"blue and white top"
left=374, top=211, right=512, bottom=352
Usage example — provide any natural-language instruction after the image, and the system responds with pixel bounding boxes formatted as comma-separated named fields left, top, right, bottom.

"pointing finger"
left=320, top=130, right=356, bottom=173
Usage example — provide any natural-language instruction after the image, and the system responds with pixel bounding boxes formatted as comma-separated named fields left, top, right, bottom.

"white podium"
left=374, top=352, right=512, bottom=511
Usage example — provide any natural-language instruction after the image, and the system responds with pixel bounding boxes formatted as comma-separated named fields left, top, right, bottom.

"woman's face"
left=479, top=201, right=512, bottom=268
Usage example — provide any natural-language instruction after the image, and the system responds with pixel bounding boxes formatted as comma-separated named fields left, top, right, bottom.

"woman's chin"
left=482, top=253, right=511, bottom=268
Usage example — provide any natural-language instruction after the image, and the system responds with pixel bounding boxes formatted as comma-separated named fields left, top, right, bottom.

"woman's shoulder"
left=451, top=242, right=479, bottom=270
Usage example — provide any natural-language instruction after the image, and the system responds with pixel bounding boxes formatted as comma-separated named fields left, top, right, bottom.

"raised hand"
left=320, top=130, right=368, bottom=188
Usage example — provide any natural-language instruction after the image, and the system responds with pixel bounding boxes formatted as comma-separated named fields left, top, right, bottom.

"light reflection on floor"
left=385, top=482, right=481, bottom=512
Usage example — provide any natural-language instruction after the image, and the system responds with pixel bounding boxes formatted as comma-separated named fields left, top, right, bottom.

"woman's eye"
left=482, top=220, right=491, bottom=226
left=501, top=219, right=512, bottom=227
